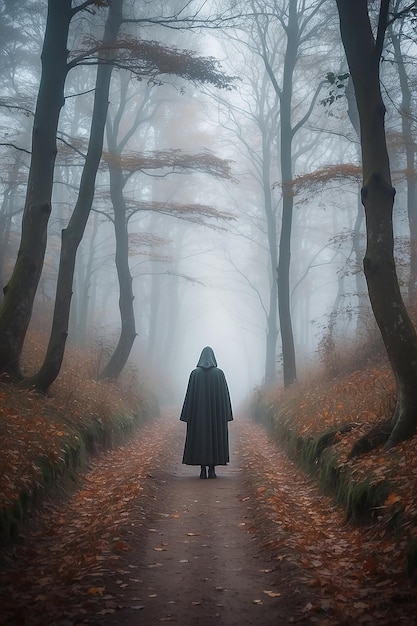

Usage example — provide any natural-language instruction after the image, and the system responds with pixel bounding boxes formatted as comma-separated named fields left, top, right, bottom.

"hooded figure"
left=180, top=346, right=233, bottom=479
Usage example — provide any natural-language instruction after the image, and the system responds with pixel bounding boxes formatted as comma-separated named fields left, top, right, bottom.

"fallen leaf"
left=384, top=493, right=402, bottom=506
left=263, top=590, right=281, bottom=597
left=88, top=587, right=105, bottom=595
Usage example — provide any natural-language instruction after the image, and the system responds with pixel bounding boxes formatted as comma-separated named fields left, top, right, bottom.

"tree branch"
left=375, top=0, right=390, bottom=61
left=71, top=0, right=106, bottom=18
left=0, top=143, right=31, bottom=155
left=293, top=79, right=327, bottom=135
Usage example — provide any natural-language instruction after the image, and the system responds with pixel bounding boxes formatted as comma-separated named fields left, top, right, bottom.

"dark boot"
left=208, top=465, right=217, bottom=479
left=200, top=465, right=207, bottom=479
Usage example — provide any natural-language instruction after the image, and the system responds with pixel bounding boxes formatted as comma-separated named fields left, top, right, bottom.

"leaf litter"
left=0, top=417, right=176, bottom=625
left=0, top=410, right=416, bottom=625
left=237, top=417, right=417, bottom=625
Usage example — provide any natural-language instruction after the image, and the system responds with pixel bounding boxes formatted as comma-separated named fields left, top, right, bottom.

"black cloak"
left=180, top=346, right=233, bottom=466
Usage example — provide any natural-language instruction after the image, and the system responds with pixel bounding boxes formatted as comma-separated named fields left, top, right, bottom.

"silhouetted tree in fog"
left=251, top=0, right=328, bottom=386
left=213, top=30, right=280, bottom=385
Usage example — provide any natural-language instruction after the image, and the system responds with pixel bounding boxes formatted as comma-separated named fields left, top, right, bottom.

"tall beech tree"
left=336, top=0, right=417, bottom=452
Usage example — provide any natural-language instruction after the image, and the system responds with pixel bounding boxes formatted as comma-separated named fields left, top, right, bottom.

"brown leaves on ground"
left=1, top=341, right=417, bottom=625
left=262, top=363, right=417, bottom=562
left=267, top=366, right=396, bottom=440
left=0, top=412, right=416, bottom=625
left=237, top=418, right=417, bottom=625
left=0, top=417, right=176, bottom=625
left=0, top=330, right=143, bottom=512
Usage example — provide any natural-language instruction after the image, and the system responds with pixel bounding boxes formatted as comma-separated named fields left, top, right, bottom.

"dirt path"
left=102, top=425, right=311, bottom=625
left=1, top=412, right=416, bottom=625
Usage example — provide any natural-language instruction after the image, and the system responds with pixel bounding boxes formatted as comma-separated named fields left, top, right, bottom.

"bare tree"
left=213, top=31, right=281, bottom=384
left=250, top=0, right=328, bottom=386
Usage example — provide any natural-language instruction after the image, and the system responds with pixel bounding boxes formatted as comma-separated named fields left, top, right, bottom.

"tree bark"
left=73, top=212, right=100, bottom=347
left=336, top=0, right=417, bottom=451
left=0, top=177, right=19, bottom=305
left=0, top=0, right=71, bottom=377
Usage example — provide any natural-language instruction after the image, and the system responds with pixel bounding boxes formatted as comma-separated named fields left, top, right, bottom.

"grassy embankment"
left=0, top=330, right=160, bottom=545
left=251, top=341, right=417, bottom=579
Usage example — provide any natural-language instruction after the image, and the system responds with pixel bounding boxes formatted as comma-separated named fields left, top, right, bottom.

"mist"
left=1, top=0, right=409, bottom=408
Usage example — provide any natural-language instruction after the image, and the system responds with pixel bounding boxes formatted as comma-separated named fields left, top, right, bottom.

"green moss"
left=0, top=488, right=39, bottom=543
left=343, top=478, right=390, bottom=523
left=253, top=403, right=391, bottom=524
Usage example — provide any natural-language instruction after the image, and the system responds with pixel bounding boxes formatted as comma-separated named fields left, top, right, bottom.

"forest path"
left=0, top=411, right=416, bottom=625
left=101, top=420, right=309, bottom=626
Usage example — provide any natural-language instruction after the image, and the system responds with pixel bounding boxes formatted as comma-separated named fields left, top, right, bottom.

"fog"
left=1, top=0, right=412, bottom=408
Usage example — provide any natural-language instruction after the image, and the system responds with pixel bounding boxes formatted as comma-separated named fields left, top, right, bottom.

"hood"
left=197, top=346, right=217, bottom=369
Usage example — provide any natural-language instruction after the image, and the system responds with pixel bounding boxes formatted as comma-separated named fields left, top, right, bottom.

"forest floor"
left=0, top=411, right=416, bottom=626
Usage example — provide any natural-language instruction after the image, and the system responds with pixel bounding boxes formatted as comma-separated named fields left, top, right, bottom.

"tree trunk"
left=254, top=0, right=327, bottom=386
left=146, top=248, right=162, bottom=364
left=277, top=1, right=298, bottom=387
left=336, top=0, right=417, bottom=452
left=74, top=212, right=100, bottom=347
left=346, top=76, right=370, bottom=334
left=0, top=0, right=71, bottom=377
left=261, top=119, right=278, bottom=385
left=389, top=20, right=417, bottom=303
left=98, top=162, right=136, bottom=381
left=157, top=224, right=185, bottom=371
left=26, top=0, right=123, bottom=392
left=0, top=182, right=16, bottom=304
left=265, top=276, right=278, bottom=384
